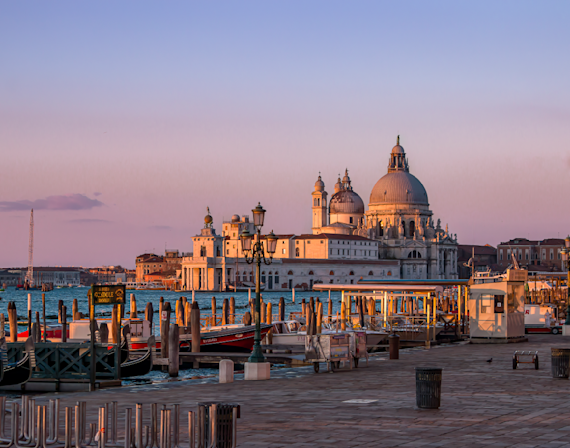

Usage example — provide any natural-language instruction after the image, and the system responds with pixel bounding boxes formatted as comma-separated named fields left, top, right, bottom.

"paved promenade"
left=41, top=335, right=570, bottom=447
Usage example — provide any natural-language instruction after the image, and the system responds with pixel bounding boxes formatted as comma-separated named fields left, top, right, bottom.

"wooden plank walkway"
left=22, top=334, right=570, bottom=447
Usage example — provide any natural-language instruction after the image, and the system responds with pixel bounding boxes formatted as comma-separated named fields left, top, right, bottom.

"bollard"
left=169, top=323, right=179, bottom=377
left=161, top=303, right=171, bottom=359
left=243, top=311, right=252, bottom=326
left=130, top=294, right=137, bottom=319
left=389, top=333, right=400, bottom=359
left=279, top=297, right=285, bottom=321
left=61, top=305, right=67, bottom=342
left=222, top=299, right=228, bottom=326
left=219, top=359, right=234, bottom=383
left=100, top=323, right=109, bottom=344
left=229, top=297, right=235, bottom=324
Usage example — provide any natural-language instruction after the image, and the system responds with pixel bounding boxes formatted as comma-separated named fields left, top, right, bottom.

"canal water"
left=0, top=287, right=344, bottom=386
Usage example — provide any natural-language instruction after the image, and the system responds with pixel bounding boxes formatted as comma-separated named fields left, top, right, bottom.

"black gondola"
left=0, top=337, right=33, bottom=387
left=120, top=335, right=154, bottom=378
left=96, top=337, right=129, bottom=373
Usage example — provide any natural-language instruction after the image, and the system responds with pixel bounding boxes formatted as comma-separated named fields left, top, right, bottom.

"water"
left=0, top=287, right=344, bottom=323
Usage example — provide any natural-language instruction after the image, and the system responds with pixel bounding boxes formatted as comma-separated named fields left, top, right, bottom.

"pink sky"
left=1, top=2, right=569, bottom=268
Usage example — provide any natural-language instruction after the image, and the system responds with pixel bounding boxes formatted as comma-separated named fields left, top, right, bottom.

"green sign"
left=91, top=285, right=126, bottom=305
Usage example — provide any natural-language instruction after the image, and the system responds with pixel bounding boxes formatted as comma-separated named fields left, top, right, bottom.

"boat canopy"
left=313, top=284, right=443, bottom=294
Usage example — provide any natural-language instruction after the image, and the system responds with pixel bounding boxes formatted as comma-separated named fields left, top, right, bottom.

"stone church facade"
left=312, top=137, right=458, bottom=279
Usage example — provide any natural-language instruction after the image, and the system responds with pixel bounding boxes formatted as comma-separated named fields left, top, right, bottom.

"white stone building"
left=180, top=211, right=399, bottom=292
left=312, top=137, right=458, bottom=279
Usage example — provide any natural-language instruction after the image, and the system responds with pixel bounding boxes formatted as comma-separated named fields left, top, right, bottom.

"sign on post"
left=91, top=285, right=126, bottom=305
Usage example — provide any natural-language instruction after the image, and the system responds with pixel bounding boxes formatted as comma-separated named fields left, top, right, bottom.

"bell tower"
left=312, top=174, right=328, bottom=234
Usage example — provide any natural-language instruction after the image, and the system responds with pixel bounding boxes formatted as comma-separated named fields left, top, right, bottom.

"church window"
left=216, top=247, right=220, bottom=257
left=314, top=198, right=317, bottom=206
left=200, top=246, right=207, bottom=257
left=409, top=221, right=415, bottom=238
left=317, top=198, right=320, bottom=206
left=295, top=248, right=300, bottom=257
left=401, top=220, right=406, bottom=237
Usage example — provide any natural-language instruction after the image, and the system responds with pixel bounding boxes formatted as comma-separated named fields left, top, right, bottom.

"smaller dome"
left=314, top=175, right=324, bottom=191
left=334, top=176, right=342, bottom=193
left=391, top=144, right=405, bottom=155
left=342, top=168, right=350, bottom=184
left=330, top=190, right=365, bottom=215
left=204, top=207, right=213, bottom=225
left=231, top=214, right=240, bottom=222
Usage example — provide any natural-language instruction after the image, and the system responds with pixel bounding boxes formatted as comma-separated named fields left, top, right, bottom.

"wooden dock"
left=153, top=351, right=307, bottom=369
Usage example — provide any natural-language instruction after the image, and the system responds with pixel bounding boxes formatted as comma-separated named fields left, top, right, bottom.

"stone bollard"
left=219, top=359, right=234, bottom=383
left=389, top=333, right=400, bottom=360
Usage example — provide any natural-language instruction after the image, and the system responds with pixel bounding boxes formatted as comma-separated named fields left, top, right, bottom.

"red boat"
left=130, top=324, right=272, bottom=353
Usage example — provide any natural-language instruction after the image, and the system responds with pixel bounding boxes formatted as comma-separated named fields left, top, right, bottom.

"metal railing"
left=0, top=396, right=239, bottom=448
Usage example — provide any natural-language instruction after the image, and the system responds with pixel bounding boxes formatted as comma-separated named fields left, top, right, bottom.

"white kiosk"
left=469, top=269, right=527, bottom=343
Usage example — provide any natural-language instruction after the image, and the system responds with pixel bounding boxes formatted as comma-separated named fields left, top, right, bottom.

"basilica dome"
left=330, top=189, right=365, bottom=214
left=369, top=138, right=429, bottom=206
left=369, top=172, right=428, bottom=206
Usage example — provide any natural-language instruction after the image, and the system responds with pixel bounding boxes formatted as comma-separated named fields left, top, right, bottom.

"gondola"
left=119, top=336, right=154, bottom=378
left=0, top=338, right=33, bottom=387
left=96, top=337, right=129, bottom=373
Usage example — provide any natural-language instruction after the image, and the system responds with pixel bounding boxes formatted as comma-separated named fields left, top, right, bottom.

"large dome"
left=369, top=171, right=429, bottom=206
left=330, top=190, right=365, bottom=214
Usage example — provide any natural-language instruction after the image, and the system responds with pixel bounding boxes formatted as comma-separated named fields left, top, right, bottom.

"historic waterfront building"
left=312, top=137, right=458, bottom=279
left=180, top=210, right=399, bottom=292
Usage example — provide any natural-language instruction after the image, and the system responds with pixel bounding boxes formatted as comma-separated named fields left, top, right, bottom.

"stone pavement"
left=27, top=335, right=570, bottom=447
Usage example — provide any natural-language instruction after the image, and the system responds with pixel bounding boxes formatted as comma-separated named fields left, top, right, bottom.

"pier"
left=22, top=334, right=570, bottom=447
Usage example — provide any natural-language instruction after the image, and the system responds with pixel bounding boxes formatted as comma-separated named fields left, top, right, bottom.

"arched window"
left=378, top=220, right=383, bottom=237
left=401, top=220, right=406, bottom=237
left=287, top=270, right=294, bottom=275
left=295, top=247, right=300, bottom=257
left=387, top=271, right=392, bottom=276
left=200, top=246, right=206, bottom=257
left=349, top=271, right=354, bottom=275
left=262, top=271, right=265, bottom=275
left=409, top=221, right=415, bottom=238
left=308, top=271, right=314, bottom=275
left=368, top=271, right=373, bottom=276
left=314, top=198, right=317, bottom=206
left=216, top=247, right=220, bottom=257
left=329, top=271, right=334, bottom=275
left=317, top=198, right=320, bottom=206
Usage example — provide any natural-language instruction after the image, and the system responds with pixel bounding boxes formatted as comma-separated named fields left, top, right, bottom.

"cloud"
left=68, top=219, right=111, bottom=224
left=93, top=192, right=102, bottom=197
left=148, top=225, right=172, bottom=231
left=0, top=194, right=104, bottom=212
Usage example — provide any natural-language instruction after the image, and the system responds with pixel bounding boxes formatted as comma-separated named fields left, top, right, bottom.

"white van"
left=524, top=304, right=561, bottom=334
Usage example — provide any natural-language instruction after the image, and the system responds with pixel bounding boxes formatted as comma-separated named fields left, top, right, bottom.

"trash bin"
left=415, top=367, right=442, bottom=409
left=550, top=348, right=570, bottom=379
left=197, top=402, right=240, bottom=448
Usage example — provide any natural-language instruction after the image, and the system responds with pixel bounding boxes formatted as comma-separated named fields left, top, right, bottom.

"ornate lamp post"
left=561, top=248, right=570, bottom=326
left=240, top=203, right=278, bottom=363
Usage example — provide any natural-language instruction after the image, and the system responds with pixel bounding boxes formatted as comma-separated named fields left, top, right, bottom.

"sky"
left=1, top=1, right=569, bottom=268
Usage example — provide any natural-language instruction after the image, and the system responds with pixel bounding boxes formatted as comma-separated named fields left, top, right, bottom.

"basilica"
left=178, top=138, right=457, bottom=292
left=312, top=137, right=458, bottom=279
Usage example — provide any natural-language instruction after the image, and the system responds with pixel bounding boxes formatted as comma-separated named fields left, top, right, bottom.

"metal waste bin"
left=415, top=367, right=442, bottom=409
left=197, top=402, right=240, bottom=448
left=550, top=348, right=570, bottom=379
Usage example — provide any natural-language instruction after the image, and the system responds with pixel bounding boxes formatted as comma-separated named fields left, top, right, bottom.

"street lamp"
left=240, top=203, right=277, bottom=363
left=562, top=248, right=570, bottom=326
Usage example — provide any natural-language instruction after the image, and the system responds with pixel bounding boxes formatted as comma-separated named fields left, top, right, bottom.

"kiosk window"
left=480, top=296, right=493, bottom=314
left=494, top=295, right=505, bottom=313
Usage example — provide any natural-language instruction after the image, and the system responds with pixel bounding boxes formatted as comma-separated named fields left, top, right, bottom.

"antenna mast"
left=25, top=209, right=34, bottom=286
